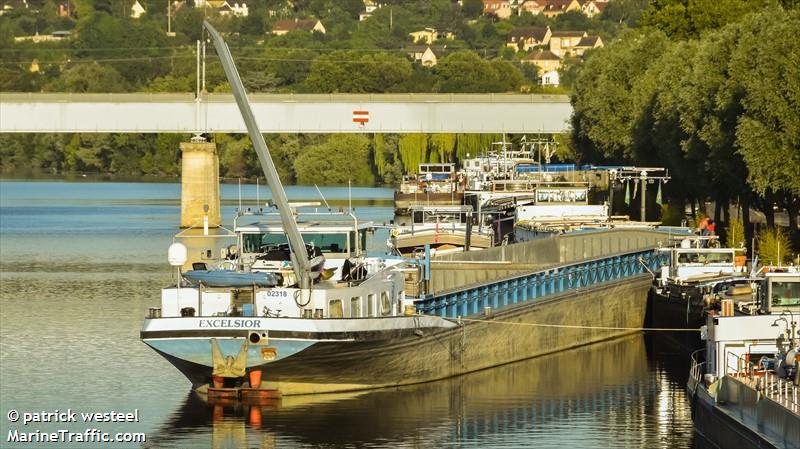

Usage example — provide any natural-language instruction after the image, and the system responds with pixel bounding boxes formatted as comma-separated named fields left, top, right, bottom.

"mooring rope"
left=423, top=315, right=701, bottom=332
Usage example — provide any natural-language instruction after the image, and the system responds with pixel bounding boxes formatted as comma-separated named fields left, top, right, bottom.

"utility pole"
left=201, top=40, right=206, bottom=93
left=640, top=170, right=647, bottom=221
left=166, top=1, right=176, bottom=37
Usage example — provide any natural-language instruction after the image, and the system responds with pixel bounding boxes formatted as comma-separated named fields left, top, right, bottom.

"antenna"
left=203, top=21, right=315, bottom=288
left=314, top=184, right=331, bottom=210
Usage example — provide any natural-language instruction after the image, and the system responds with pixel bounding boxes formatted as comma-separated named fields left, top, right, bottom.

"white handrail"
left=725, top=350, right=799, bottom=414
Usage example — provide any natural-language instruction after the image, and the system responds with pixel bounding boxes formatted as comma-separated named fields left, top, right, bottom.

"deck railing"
left=415, top=248, right=666, bottom=318
left=690, top=349, right=706, bottom=384
left=725, top=351, right=799, bottom=415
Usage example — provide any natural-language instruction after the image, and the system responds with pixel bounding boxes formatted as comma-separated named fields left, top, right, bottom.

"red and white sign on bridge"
left=352, top=110, right=369, bottom=124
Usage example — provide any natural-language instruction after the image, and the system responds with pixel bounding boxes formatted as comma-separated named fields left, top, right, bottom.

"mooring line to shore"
left=426, top=315, right=700, bottom=332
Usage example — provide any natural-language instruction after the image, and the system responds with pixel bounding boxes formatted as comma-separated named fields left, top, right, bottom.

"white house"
left=541, top=70, right=560, bottom=86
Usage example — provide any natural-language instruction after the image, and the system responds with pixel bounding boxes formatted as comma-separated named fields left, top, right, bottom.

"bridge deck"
left=0, top=92, right=572, bottom=134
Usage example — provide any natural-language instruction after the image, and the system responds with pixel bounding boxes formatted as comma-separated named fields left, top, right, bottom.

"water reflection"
left=148, top=334, right=694, bottom=448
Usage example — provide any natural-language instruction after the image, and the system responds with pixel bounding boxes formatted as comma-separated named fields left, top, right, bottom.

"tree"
left=266, top=134, right=305, bottom=184
left=240, top=14, right=265, bottom=36
left=730, top=9, right=800, bottom=197
left=640, top=0, right=769, bottom=40
left=601, top=0, right=649, bottom=26
left=398, top=134, right=428, bottom=173
left=570, top=29, right=671, bottom=163
left=725, top=217, right=745, bottom=249
left=630, top=39, right=706, bottom=216
left=303, top=50, right=412, bottom=92
left=294, top=134, right=375, bottom=185
left=429, top=134, right=456, bottom=163
left=435, top=51, right=501, bottom=92
left=462, top=0, right=484, bottom=19
left=552, top=11, right=592, bottom=31
left=490, top=60, right=524, bottom=92
left=48, top=62, right=129, bottom=92
left=372, top=133, right=404, bottom=184
left=729, top=8, right=800, bottom=241
left=145, top=75, right=193, bottom=92
left=72, top=12, right=170, bottom=87
left=756, top=227, right=793, bottom=266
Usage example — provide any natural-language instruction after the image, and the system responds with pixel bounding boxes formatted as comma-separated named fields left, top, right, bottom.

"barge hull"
left=648, top=289, right=704, bottom=350
left=690, top=378, right=800, bottom=449
left=151, top=275, right=651, bottom=395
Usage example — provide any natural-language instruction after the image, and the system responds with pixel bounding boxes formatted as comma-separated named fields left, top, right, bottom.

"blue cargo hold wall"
left=415, top=249, right=666, bottom=318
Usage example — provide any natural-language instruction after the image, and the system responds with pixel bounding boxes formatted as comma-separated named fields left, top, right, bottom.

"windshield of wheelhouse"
left=676, top=251, right=734, bottom=264
left=770, top=280, right=800, bottom=307
left=242, top=232, right=348, bottom=254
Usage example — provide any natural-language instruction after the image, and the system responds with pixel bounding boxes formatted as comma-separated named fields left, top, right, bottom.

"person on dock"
left=698, top=217, right=710, bottom=247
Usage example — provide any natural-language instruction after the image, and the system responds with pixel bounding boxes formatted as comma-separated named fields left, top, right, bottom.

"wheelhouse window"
left=676, top=252, right=734, bottom=264
left=350, top=296, right=361, bottom=318
left=243, top=233, right=287, bottom=253
left=329, top=299, right=343, bottom=318
left=380, top=292, right=391, bottom=316
left=242, top=232, right=348, bottom=254
left=770, top=281, right=800, bottom=307
left=367, top=293, right=375, bottom=317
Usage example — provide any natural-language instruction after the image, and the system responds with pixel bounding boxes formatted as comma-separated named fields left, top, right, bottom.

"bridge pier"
left=180, top=140, right=220, bottom=229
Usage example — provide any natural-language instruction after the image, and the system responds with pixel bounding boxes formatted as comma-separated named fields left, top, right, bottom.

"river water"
left=0, top=180, right=696, bottom=448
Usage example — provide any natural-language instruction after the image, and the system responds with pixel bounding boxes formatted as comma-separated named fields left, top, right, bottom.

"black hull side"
left=690, top=385, right=782, bottom=449
left=649, top=288, right=703, bottom=351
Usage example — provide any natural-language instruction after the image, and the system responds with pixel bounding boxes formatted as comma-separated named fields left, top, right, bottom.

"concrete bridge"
left=0, top=92, right=572, bottom=134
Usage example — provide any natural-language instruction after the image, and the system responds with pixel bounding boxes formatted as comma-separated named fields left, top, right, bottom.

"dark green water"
left=0, top=180, right=695, bottom=448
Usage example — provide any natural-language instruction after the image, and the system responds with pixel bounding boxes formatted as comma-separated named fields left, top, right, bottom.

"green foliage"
left=217, top=134, right=257, bottom=179
left=557, top=56, right=581, bottom=90
left=552, top=11, right=592, bottom=31
left=756, top=227, right=792, bottom=266
left=47, top=63, right=129, bottom=92
left=725, top=217, right=745, bottom=249
left=601, top=0, right=650, bottom=27
left=398, top=134, right=428, bottom=173
left=461, top=0, right=484, bottom=19
left=72, top=12, right=170, bottom=87
left=373, top=133, right=387, bottom=177
left=640, top=0, right=766, bottom=40
left=455, top=134, right=499, bottom=160
left=266, top=134, right=304, bottom=184
left=145, top=75, right=193, bottom=93
left=570, top=29, right=671, bottom=162
left=303, top=50, right=412, bottom=93
left=293, top=134, right=375, bottom=185
left=729, top=9, right=800, bottom=196
left=435, top=51, right=522, bottom=93
left=659, top=204, right=684, bottom=226
left=429, top=134, right=456, bottom=163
